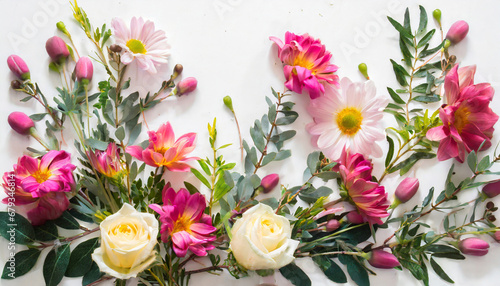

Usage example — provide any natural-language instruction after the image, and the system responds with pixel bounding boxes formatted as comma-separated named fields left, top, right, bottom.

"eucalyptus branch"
left=36, top=226, right=99, bottom=249
left=184, top=265, right=229, bottom=275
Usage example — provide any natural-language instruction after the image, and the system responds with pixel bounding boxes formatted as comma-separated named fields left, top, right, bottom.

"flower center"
left=111, top=222, right=138, bottom=240
left=293, top=57, right=316, bottom=74
left=454, top=106, right=470, bottom=133
left=172, top=216, right=192, bottom=233
left=336, top=107, right=363, bottom=136
left=32, top=169, right=51, bottom=183
left=126, top=39, right=147, bottom=54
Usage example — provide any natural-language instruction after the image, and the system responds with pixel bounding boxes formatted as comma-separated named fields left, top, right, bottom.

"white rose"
left=229, top=203, right=299, bottom=270
left=92, top=203, right=159, bottom=279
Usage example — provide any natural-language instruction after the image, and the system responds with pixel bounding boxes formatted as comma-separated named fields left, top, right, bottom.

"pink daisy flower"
left=111, top=17, right=169, bottom=74
left=307, top=78, right=388, bottom=160
left=149, top=187, right=216, bottom=257
left=87, top=143, right=123, bottom=178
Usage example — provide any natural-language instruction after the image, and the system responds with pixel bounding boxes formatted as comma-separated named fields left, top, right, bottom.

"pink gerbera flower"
left=126, top=122, right=198, bottom=171
left=149, top=187, right=216, bottom=257
left=270, top=31, right=339, bottom=99
left=87, top=143, right=123, bottom=178
left=112, top=17, right=169, bottom=73
left=338, top=149, right=389, bottom=225
left=427, top=65, right=498, bottom=163
left=307, top=78, right=388, bottom=160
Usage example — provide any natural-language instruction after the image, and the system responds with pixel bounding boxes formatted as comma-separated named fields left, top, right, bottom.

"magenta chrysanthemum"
left=112, top=17, right=169, bottom=74
left=426, top=65, right=498, bottom=163
left=87, top=143, right=122, bottom=178
left=126, top=122, right=198, bottom=171
left=149, top=187, right=216, bottom=257
left=307, top=78, right=387, bottom=160
left=270, top=31, right=339, bottom=99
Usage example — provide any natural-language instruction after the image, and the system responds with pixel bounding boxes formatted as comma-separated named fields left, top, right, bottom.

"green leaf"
left=274, top=150, right=291, bottom=161
left=315, top=171, right=339, bottom=181
left=403, top=8, right=411, bottom=34
left=467, top=150, right=477, bottom=172
left=43, top=244, right=71, bottom=286
left=184, top=181, right=199, bottom=195
left=0, top=212, right=35, bottom=245
left=389, top=152, right=436, bottom=175
left=279, top=263, right=311, bottom=286
left=250, top=125, right=265, bottom=153
left=53, top=211, right=80, bottom=230
left=271, top=130, right=296, bottom=143
left=115, top=126, right=125, bottom=142
left=422, top=187, right=434, bottom=207
left=198, top=160, right=211, bottom=176
left=417, top=29, right=436, bottom=48
left=276, top=112, right=298, bottom=125
left=34, top=221, right=59, bottom=242
left=1, top=248, right=41, bottom=279
left=390, top=59, right=409, bottom=86
left=418, top=6, right=428, bottom=34
left=413, top=94, right=440, bottom=103
left=430, top=258, right=454, bottom=283
left=223, top=171, right=234, bottom=188
left=82, top=262, right=104, bottom=286
left=340, top=255, right=369, bottom=286
left=419, top=40, right=445, bottom=58
left=400, top=36, right=413, bottom=66
left=387, top=16, right=412, bottom=38
left=387, top=87, right=406, bottom=104
left=191, top=168, right=211, bottom=189
left=477, top=155, right=491, bottom=172
left=385, top=136, right=395, bottom=168
left=65, top=238, right=99, bottom=277
left=312, top=256, right=347, bottom=283
left=30, top=113, right=48, bottom=122
left=307, top=151, right=321, bottom=173
left=85, top=138, right=108, bottom=150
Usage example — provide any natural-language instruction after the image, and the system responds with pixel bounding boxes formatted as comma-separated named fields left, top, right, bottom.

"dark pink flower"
left=482, top=180, right=500, bottom=198
left=426, top=65, right=498, bottom=163
left=149, top=187, right=216, bottom=257
left=7, top=55, right=30, bottom=80
left=8, top=111, right=35, bottom=135
left=260, top=173, right=279, bottom=193
left=270, top=32, right=339, bottom=99
left=87, top=143, right=122, bottom=178
left=126, top=122, right=198, bottom=171
left=45, top=36, right=70, bottom=62
left=368, top=249, right=400, bottom=269
left=175, top=77, right=197, bottom=96
left=395, top=177, right=419, bottom=203
left=446, top=20, right=469, bottom=45
left=458, top=237, right=489, bottom=256
left=75, top=56, right=93, bottom=83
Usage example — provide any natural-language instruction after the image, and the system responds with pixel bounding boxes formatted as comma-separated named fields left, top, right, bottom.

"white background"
left=1, top=0, right=500, bottom=285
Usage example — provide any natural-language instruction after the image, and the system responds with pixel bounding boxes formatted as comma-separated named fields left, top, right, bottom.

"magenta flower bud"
left=45, top=36, right=70, bottom=62
left=446, top=20, right=469, bottom=45
left=493, top=231, right=500, bottom=242
left=395, top=177, right=419, bottom=203
left=367, top=250, right=400, bottom=269
left=75, top=56, right=93, bottom=83
left=7, top=55, right=30, bottom=80
left=176, top=77, right=197, bottom=96
left=325, top=219, right=340, bottom=232
left=346, top=211, right=364, bottom=224
left=8, top=111, right=35, bottom=135
left=260, top=173, right=279, bottom=193
left=482, top=180, right=500, bottom=198
left=458, top=237, right=490, bottom=256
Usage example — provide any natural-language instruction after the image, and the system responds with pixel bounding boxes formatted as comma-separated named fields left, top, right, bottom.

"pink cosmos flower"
left=149, top=187, right=216, bottom=257
left=307, top=78, right=387, bottom=160
left=2, top=151, right=76, bottom=225
left=87, top=143, right=122, bottom=178
left=427, top=65, right=498, bottom=163
left=338, top=149, right=389, bottom=225
left=270, top=32, right=339, bottom=99
left=126, top=123, right=197, bottom=171
left=112, top=17, right=169, bottom=74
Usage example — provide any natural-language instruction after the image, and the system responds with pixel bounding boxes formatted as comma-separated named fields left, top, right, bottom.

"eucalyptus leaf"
left=0, top=212, right=35, bottom=245
left=1, top=248, right=41, bottom=279
left=43, top=244, right=71, bottom=286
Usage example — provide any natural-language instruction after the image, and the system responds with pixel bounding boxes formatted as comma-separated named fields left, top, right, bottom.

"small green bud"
left=56, top=21, right=69, bottom=36
left=433, top=9, right=442, bottom=25
left=358, top=63, right=369, bottom=80
left=223, top=95, right=234, bottom=112
left=444, top=39, right=451, bottom=49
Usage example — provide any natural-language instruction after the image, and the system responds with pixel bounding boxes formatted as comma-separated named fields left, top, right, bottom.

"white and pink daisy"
left=307, top=78, right=387, bottom=160
left=111, top=17, right=169, bottom=74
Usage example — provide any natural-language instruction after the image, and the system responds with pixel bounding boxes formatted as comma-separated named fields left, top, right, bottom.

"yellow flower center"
left=126, top=39, right=147, bottom=54
left=336, top=107, right=363, bottom=136
left=293, top=57, right=316, bottom=74
left=111, top=222, right=138, bottom=239
left=453, top=106, right=470, bottom=133
left=172, top=216, right=193, bottom=233
left=32, top=169, right=51, bottom=183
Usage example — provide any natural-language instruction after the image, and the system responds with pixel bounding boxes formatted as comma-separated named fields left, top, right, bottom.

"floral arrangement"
left=1, top=2, right=500, bottom=286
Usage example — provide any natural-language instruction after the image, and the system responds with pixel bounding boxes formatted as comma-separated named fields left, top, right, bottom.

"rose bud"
left=482, top=180, right=500, bottom=198
left=346, top=211, right=364, bottom=224
left=325, top=219, right=340, bottom=232
left=367, top=249, right=400, bottom=269
left=45, top=36, right=70, bottom=63
left=7, top=55, right=30, bottom=80
left=458, top=237, right=490, bottom=256
left=75, top=56, right=93, bottom=83
left=8, top=111, right=35, bottom=135
left=446, top=20, right=469, bottom=45
left=260, top=174, right=279, bottom=194
left=175, top=77, right=197, bottom=96
left=395, top=177, right=419, bottom=203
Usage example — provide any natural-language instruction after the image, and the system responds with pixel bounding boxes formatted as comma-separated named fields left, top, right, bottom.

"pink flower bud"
left=395, top=177, right=419, bottom=203
left=368, top=250, right=400, bottom=269
left=8, top=111, right=35, bottom=135
left=7, top=55, right=30, bottom=80
left=483, top=180, right=500, bottom=198
left=260, top=173, right=279, bottom=193
left=176, top=77, right=197, bottom=96
left=75, top=56, right=93, bottom=83
left=446, top=20, right=469, bottom=45
left=325, top=219, right=340, bottom=232
left=492, top=231, right=500, bottom=242
left=346, top=211, right=364, bottom=224
left=45, top=36, right=70, bottom=62
left=458, top=237, right=489, bottom=256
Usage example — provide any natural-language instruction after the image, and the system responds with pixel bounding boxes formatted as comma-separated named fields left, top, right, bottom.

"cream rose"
left=92, top=203, right=159, bottom=279
left=229, top=203, right=299, bottom=270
